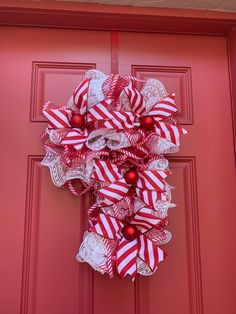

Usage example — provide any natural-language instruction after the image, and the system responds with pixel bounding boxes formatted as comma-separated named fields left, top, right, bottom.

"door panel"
left=0, top=27, right=111, bottom=314
left=118, top=32, right=236, bottom=314
left=1, top=27, right=236, bottom=314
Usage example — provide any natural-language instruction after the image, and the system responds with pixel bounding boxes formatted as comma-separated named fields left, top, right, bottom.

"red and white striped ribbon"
left=102, top=74, right=116, bottom=99
left=135, top=144, right=149, bottom=156
left=146, top=228, right=167, bottom=243
left=137, top=170, right=168, bottom=191
left=104, top=74, right=126, bottom=104
left=124, top=81, right=146, bottom=115
left=136, top=188, right=168, bottom=208
left=60, top=129, right=88, bottom=150
left=86, top=149, right=110, bottom=161
left=90, top=205, right=165, bottom=278
left=112, top=203, right=122, bottom=219
left=155, top=122, right=187, bottom=146
left=118, top=148, right=144, bottom=160
left=88, top=203, right=100, bottom=226
left=130, top=207, right=162, bottom=234
left=73, top=79, right=90, bottom=115
left=88, top=100, right=111, bottom=121
left=92, top=213, right=124, bottom=239
left=89, top=100, right=137, bottom=129
left=67, top=180, right=93, bottom=197
left=91, top=160, right=131, bottom=206
left=123, top=75, right=145, bottom=83
left=116, top=238, right=139, bottom=279
left=60, top=145, right=86, bottom=167
left=99, top=117, right=137, bottom=130
left=147, top=93, right=177, bottom=121
left=124, top=196, right=134, bottom=216
left=92, top=159, right=123, bottom=183
left=98, top=179, right=130, bottom=206
left=43, top=101, right=72, bottom=129
left=138, top=235, right=166, bottom=271
left=123, top=129, right=143, bottom=146
left=103, top=238, right=115, bottom=278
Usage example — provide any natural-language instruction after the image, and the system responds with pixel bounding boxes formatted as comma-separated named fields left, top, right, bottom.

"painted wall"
left=54, top=0, right=236, bottom=12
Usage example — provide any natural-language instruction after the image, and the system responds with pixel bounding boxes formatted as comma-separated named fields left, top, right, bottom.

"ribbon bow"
left=89, top=81, right=187, bottom=146
left=92, top=159, right=168, bottom=208
left=92, top=207, right=166, bottom=279
left=43, top=79, right=90, bottom=150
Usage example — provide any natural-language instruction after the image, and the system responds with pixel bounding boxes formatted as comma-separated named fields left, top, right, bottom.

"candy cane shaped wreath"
left=41, top=69, right=187, bottom=280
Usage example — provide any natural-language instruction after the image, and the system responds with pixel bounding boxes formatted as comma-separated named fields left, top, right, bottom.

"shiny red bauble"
left=70, top=114, right=85, bottom=128
left=139, top=115, right=155, bottom=130
left=124, top=169, right=139, bottom=184
left=121, top=224, right=140, bottom=241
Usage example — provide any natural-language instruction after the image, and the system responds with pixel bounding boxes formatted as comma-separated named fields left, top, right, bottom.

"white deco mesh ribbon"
left=76, top=231, right=117, bottom=275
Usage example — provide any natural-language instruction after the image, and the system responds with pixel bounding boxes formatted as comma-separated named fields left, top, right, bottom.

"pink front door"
left=1, top=26, right=236, bottom=314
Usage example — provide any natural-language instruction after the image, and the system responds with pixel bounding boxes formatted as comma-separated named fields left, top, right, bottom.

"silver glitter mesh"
left=76, top=231, right=117, bottom=274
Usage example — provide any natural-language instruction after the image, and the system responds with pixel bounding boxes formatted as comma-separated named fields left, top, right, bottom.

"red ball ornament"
left=139, top=115, right=155, bottom=130
left=121, top=224, right=140, bottom=241
left=70, top=114, right=85, bottom=128
left=124, top=169, right=139, bottom=184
